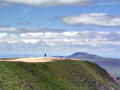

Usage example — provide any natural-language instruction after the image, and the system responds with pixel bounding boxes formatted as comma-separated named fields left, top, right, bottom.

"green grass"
left=0, top=60, right=118, bottom=90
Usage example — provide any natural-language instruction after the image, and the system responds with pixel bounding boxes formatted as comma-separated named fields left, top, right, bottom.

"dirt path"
left=0, top=57, right=66, bottom=63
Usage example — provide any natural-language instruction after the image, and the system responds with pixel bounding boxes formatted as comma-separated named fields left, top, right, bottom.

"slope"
left=0, top=60, right=119, bottom=90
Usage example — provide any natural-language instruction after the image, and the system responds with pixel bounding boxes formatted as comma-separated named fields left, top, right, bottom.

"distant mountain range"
left=58, top=52, right=120, bottom=61
left=66, top=52, right=108, bottom=61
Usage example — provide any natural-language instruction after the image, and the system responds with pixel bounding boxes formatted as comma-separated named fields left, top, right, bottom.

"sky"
left=0, top=0, right=120, bottom=58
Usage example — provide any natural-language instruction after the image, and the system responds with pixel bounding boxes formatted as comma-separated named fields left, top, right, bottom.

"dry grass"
left=0, top=57, right=66, bottom=63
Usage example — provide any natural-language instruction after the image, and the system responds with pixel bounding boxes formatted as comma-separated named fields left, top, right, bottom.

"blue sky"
left=0, top=0, right=120, bottom=58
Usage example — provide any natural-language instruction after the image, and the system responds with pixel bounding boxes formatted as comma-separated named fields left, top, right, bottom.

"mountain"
left=66, top=52, right=106, bottom=61
left=63, top=52, right=120, bottom=61
left=0, top=60, right=119, bottom=90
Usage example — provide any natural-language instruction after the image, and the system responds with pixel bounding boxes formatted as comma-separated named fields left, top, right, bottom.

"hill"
left=0, top=60, right=119, bottom=90
left=66, top=52, right=105, bottom=61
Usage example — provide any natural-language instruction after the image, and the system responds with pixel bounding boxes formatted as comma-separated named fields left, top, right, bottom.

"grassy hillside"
left=0, top=60, right=119, bottom=90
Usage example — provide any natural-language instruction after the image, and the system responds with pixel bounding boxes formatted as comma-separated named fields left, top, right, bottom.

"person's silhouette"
left=44, top=53, right=46, bottom=58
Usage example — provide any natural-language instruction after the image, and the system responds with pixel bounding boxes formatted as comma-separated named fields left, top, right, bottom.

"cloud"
left=0, top=27, right=65, bottom=33
left=20, top=32, right=43, bottom=37
left=0, top=26, right=120, bottom=47
left=0, top=33, right=8, bottom=38
left=18, top=22, right=32, bottom=25
left=0, top=1, right=11, bottom=8
left=0, top=31, right=120, bottom=47
left=0, top=0, right=119, bottom=7
left=22, top=39, right=40, bottom=44
left=97, top=2, right=120, bottom=5
left=63, top=32, right=78, bottom=36
left=96, top=0, right=120, bottom=6
left=2, top=0, right=91, bottom=6
left=0, top=26, right=18, bottom=31
left=18, top=28, right=65, bottom=32
left=62, top=13, right=120, bottom=27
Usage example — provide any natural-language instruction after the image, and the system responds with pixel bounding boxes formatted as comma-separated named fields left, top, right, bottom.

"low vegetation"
left=0, top=60, right=119, bottom=90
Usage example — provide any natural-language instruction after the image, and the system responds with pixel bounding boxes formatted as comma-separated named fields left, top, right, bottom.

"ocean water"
left=98, top=64, right=120, bottom=77
left=96, top=61, right=120, bottom=77
left=104, top=66, right=120, bottom=77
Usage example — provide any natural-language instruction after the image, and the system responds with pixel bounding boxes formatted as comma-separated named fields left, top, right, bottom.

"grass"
left=0, top=60, right=118, bottom=90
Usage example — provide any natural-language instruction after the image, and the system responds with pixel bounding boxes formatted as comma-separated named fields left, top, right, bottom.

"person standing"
left=44, top=53, right=46, bottom=58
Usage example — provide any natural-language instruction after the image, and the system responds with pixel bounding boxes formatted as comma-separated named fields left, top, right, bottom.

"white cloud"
left=20, top=32, right=43, bottom=37
left=45, top=32, right=59, bottom=38
left=2, top=0, right=91, bottom=6
left=0, top=27, right=18, bottom=31
left=7, top=40, right=17, bottom=44
left=63, top=32, right=78, bottom=36
left=1, top=31, right=120, bottom=47
left=62, top=13, right=120, bottom=27
left=0, top=33, right=8, bottom=38
left=22, top=39, right=40, bottom=44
